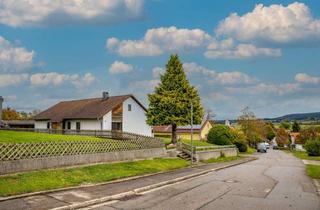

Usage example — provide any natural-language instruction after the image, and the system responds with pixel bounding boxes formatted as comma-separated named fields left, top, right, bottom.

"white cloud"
left=0, top=74, right=29, bottom=87
left=204, top=39, right=281, bottom=59
left=183, top=62, right=256, bottom=85
left=70, top=73, right=95, bottom=88
left=226, top=83, right=300, bottom=96
left=209, top=92, right=231, bottom=101
left=214, top=71, right=256, bottom=85
left=295, top=73, right=320, bottom=84
left=216, top=2, right=320, bottom=44
left=129, top=79, right=159, bottom=90
left=109, top=61, right=134, bottom=74
left=0, top=36, right=34, bottom=73
left=0, top=0, right=144, bottom=27
left=106, top=26, right=212, bottom=56
left=152, top=66, right=164, bottom=78
left=30, top=72, right=95, bottom=87
left=4, top=95, right=17, bottom=102
left=183, top=62, right=217, bottom=77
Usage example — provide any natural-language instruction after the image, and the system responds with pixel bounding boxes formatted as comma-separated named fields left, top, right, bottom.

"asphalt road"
left=83, top=149, right=320, bottom=210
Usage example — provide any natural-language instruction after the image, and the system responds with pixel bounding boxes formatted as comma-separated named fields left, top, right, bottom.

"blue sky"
left=0, top=0, right=319, bottom=119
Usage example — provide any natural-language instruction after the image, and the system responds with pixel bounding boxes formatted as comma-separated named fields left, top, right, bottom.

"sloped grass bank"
left=0, top=130, right=104, bottom=143
left=0, top=158, right=189, bottom=196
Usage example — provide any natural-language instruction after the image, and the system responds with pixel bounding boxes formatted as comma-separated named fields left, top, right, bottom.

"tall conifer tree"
left=147, top=54, right=204, bottom=144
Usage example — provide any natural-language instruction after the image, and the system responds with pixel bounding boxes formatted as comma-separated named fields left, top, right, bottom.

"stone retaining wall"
left=0, top=148, right=167, bottom=175
left=195, top=148, right=238, bottom=161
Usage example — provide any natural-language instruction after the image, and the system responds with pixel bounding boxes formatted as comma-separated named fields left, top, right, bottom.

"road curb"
left=313, top=179, right=320, bottom=196
left=50, top=157, right=256, bottom=210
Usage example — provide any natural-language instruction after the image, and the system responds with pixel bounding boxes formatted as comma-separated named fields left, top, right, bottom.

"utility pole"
left=190, top=101, right=194, bottom=165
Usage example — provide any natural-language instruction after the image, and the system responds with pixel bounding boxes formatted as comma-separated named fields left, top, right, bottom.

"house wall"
left=122, top=97, right=152, bottom=136
left=177, top=132, right=201, bottom=140
left=35, top=121, right=49, bottom=129
left=102, top=112, right=112, bottom=130
left=65, top=119, right=102, bottom=130
left=200, top=121, right=213, bottom=140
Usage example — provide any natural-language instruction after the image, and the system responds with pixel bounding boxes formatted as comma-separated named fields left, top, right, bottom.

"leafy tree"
left=276, top=127, right=289, bottom=147
left=237, top=107, right=267, bottom=146
left=292, top=121, right=301, bottom=132
left=146, top=55, right=204, bottom=144
left=296, top=126, right=320, bottom=144
left=207, top=125, right=235, bottom=145
left=2, top=108, right=20, bottom=120
left=265, top=122, right=276, bottom=140
left=280, top=120, right=291, bottom=130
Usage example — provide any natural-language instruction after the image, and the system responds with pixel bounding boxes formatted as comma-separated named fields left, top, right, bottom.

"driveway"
left=85, top=150, right=320, bottom=210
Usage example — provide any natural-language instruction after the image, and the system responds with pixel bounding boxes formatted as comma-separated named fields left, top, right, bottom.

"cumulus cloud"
left=106, top=26, right=212, bottom=56
left=152, top=66, right=165, bottom=78
left=183, top=62, right=256, bottom=85
left=129, top=79, right=159, bottom=90
left=226, top=83, right=300, bottom=96
left=204, top=39, right=281, bottom=59
left=183, top=62, right=217, bottom=78
left=216, top=2, right=320, bottom=44
left=30, top=72, right=95, bottom=87
left=0, top=36, right=34, bottom=73
left=295, top=73, right=320, bottom=84
left=109, top=61, right=134, bottom=74
left=0, top=74, right=29, bottom=87
left=0, top=0, right=144, bottom=27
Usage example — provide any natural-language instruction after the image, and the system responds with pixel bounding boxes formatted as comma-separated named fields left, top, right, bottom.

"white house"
left=34, top=92, right=152, bottom=136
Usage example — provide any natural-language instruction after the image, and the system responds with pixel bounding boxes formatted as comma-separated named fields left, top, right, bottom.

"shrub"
left=305, top=138, right=320, bottom=156
left=207, top=125, right=235, bottom=145
left=234, top=139, right=248, bottom=152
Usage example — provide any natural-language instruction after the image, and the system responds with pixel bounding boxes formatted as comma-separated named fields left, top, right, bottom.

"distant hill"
left=265, top=112, right=320, bottom=122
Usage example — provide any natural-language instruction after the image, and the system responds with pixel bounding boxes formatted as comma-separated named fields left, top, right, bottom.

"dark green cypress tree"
left=146, top=54, right=204, bottom=144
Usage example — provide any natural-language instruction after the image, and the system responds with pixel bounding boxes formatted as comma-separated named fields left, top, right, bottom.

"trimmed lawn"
left=306, top=165, right=320, bottom=179
left=179, top=139, right=214, bottom=147
left=202, top=156, right=243, bottom=164
left=0, top=158, right=189, bottom=196
left=0, top=130, right=106, bottom=143
left=241, top=147, right=256, bottom=155
left=290, top=150, right=320, bottom=161
left=156, top=136, right=214, bottom=148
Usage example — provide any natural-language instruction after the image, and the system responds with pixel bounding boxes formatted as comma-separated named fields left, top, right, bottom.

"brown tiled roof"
left=34, top=95, right=146, bottom=122
left=153, top=125, right=172, bottom=133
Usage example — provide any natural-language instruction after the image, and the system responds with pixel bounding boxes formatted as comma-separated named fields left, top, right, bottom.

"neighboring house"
left=153, top=118, right=214, bottom=140
left=4, top=120, right=35, bottom=128
left=290, top=132, right=305, bottom=151
left=34, top=92, right=152, bottom=136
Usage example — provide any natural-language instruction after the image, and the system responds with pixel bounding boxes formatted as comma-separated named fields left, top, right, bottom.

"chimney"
left=102, top=91, right=109, bottom=100
left=0, top=96, right=3, bottom=121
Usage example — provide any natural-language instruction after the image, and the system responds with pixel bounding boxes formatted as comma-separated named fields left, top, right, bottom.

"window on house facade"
left=47, top=122, right=50, bottom=129
left=128, top=104, right=132, bottom=111
left=76, top=122, right=81, bottom=131
left=67, top=122, right=71, bottom=130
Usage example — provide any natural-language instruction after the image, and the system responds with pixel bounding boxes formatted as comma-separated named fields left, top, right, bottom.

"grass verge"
left=0, top=158, right=189, bottom=197
left=201, top=156, right=243, bottom=164
left=289, top=150, right=320, bottom=161
left=241, top=147, right=256, bottom=155
left=0, top=130, right=105, bottom=143
left=306, top=165, right=320, bottom=179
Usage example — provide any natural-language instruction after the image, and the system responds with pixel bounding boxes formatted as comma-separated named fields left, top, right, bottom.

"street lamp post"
left=190, top=102, right=194, bottom=165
